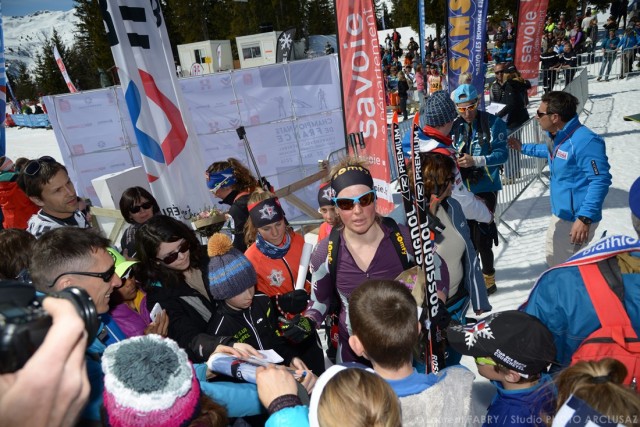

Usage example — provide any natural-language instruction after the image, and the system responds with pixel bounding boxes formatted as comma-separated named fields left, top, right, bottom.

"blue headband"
left=207, top=168, right=237, bottom=191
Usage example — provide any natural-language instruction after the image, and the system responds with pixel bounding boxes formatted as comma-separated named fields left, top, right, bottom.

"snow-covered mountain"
left=4, top=9, right=79, bottom=73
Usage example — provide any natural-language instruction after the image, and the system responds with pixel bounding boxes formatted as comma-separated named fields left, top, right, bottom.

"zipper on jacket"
left=245, top=311, right=264, bottom=350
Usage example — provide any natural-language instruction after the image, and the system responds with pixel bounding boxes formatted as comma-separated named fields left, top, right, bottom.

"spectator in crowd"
left=508, top=92, right=611, bottom=267
left=558, top=41, right=578, bottom=85
left=448, top=311, right=557, bottom=427
left=17, top=156, right=91, bottom=238
left=427, top=64, right=444, bottom=95
left=397, top=71, right=410, bottom=121
left=0, top=156, right=39, bottom=229
left=30, top=227, right=125, bottom=424
left=585, top=18, right=599, bottom=64
left=205, top=158, right=259, bottom=252
left=118, top=186, right=161, bottom=257
left=451, top=84, right=508, bottom=294
left=541, top=46, right=560, bottom=92
left=0, top=228, right=35, bottom=280
left=617, top=27, right=638, bottom=79
left=598, top=29, right=621, bottom=81
left=414, top=64, right=426, bottom=108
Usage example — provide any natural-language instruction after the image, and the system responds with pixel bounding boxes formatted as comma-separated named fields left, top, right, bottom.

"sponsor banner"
left=53, top=45, right=78, bottom=93
left=446, top=0, right=488, bottom=97
left=100, top=0, right=209, bottom=219
left=0, top=5, right=6, bottom=156
left=335, top=0, right=394, bottom=214
left=514, top=0, right=548, bottom=95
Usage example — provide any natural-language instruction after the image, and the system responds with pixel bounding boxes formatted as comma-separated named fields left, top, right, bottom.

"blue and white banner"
left=446, top=0, right=488, bottom=96
left=418, top=0, right=426, bottom=66
left=0, top=4, right=6, bottom=156
left=99, top=0, right=210, bottom=220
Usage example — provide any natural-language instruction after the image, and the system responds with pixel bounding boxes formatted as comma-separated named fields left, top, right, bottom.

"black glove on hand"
left=280, top=314, right=315, bottom=343
left=277, top=289, right=309, bottom=314
left=431, top=299, right=452, bottom=330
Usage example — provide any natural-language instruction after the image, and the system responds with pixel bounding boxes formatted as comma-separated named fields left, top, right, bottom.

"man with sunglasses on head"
left=451, top=84, right=508, bottom=295
left=508, top=91, right=611, bottom=267
left=18, top=156, right=91, bottom=238
left=30, top=227, right=125, bottom=426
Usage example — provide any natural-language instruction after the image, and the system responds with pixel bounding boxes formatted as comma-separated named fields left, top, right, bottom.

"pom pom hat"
left=101, top=335, right=200, bottom=427
left=207, top=233, right=257, bottom=300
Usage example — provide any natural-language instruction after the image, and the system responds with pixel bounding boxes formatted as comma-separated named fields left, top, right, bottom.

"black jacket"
left=491, top=79, right=531, bottom=129
left=207, top=294, right=296, bottom=365
left=220, top=190, right=250, bottom=252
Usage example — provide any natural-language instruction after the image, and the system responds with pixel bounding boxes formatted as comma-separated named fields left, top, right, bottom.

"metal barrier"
left=578, top=46, right=640, bottom=81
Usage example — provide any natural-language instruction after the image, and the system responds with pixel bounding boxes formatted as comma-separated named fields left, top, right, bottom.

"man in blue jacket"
left=509, top=91, right=611, bottom=267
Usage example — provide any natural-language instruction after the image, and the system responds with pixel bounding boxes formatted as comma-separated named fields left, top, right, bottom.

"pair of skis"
left=390, top=112, right=446, bottom=374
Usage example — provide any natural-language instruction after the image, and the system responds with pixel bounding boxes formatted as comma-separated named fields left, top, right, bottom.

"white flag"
left=217, top=44, right=222, bottom=70
left=53, top=45, right=77, bottom=93
left=100, top=0, right=209, bottom=221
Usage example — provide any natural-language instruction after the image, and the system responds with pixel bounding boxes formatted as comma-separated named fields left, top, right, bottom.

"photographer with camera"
left=451, top=84, right=508, bottom=295
left=0, top=294, right=90, bottom=427
left=29, top=227, right=124, bottom=425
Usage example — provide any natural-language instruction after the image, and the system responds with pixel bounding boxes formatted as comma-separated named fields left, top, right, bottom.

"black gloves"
left=276, top=289, right=309, bottom=314
left=280, top=315, right=315, bottom=343
left=430, top=299, right=452, bottom=330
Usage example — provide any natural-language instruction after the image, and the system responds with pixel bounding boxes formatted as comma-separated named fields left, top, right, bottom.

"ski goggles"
left=332, top=189, right=377, bottom=210
left=456, top=102, right=478, bottom=113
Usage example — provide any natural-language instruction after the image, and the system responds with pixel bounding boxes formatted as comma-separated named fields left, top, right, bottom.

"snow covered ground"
left=5, top=71, right=640, bottom=424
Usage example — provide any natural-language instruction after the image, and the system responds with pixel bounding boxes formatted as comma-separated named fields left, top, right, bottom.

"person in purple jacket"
left=279, top=157, right=415, bottom=363
left=107, top=247, right=169, bottom=338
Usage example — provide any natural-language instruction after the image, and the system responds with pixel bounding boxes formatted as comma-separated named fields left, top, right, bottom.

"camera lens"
left=53, top=287, right=100, bottom=344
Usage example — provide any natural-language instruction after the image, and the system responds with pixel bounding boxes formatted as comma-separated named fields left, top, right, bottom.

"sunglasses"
left=536, top=110, right=553, bottom=118
left=129, top=201, right=154, bottom=214
left=50, top=264, right=116, bottom=288
left=495, top=70, right=505, bottom=75
left=23, top=156, right=56, bottom=176
left=158, top=240, right=190, bottom=264
left=332, top=190, right=377, bottom=210
left=457, top=102, right=478, bottom=113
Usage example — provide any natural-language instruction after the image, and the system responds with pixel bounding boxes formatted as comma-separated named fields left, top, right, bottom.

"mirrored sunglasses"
left=457, top=102, right=478, bottom=113
left=332, top=190, right=377, bottom=210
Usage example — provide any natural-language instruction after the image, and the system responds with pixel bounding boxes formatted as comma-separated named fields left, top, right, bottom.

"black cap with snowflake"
left=446, top=310, right=556, bottom=375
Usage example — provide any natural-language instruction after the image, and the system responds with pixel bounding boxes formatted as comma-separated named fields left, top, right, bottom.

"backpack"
left=571, top=261, right=640, bottom=387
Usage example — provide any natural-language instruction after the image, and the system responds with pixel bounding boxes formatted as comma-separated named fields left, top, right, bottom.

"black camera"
left=0, top=281, right=100, bottom=374
left=459, top=167, right=485, bottom=185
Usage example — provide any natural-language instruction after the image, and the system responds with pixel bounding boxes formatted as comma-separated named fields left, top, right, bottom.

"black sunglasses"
left=158, top=240, right=190, bottom=264
left=129, top=201, right=154, bottom=214
left=50, top=264, right=116, bottom=288
left=332, top=190, right=377, bottom=210
left=24, top=156, right=57, bottom=176
left=536, top=110, right=553, bottom=118
left=495, top=70, right=505, bottom=74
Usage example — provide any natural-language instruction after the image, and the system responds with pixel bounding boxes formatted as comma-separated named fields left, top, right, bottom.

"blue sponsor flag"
left=418, top=0, right=425, bottom=66
left=446, top=0, right=488, bottom=99
left=0, top=4, right=6, bottom=156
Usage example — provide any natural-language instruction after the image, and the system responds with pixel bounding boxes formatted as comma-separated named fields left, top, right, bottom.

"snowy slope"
left=4, top=10, right=79, bottom=72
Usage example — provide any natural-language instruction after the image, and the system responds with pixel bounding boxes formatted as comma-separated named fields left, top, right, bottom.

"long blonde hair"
left=551, top=358, right=640, bottom=427
left=318, top=369, right=401, bottom=427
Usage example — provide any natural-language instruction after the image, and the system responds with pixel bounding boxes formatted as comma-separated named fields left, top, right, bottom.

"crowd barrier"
left=10, top=113, right=51, bottom=128
left=577, top=46, right=640, bottom=81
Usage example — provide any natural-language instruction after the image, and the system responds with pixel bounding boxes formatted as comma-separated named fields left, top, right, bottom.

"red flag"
left=514, top=0, right=548, bottom=96
left=336, top=0, right=393, bottom=215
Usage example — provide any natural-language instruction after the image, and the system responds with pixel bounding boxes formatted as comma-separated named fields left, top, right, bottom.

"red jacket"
left=0, top=175, right=40, bottom=229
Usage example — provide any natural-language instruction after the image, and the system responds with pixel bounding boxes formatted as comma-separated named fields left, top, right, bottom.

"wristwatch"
left=578, top=216, right=592, bottom=225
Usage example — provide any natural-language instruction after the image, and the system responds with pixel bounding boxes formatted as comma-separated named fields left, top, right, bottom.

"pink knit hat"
left=0, top=156, right=14, bottom=172
left=101, top=335, right=201, bottom=427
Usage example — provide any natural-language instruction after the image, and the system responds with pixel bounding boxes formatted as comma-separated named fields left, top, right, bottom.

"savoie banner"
left=335, top=0, right=394, bottom=215
left=446, top=0, right=488, bottom=97
left=99, top=0, right=209, bottom=220
left=514, top=0, right=548, bottom=95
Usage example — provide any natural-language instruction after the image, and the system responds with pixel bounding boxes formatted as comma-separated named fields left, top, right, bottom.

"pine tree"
left=305, top=0, right=335, bottom=36
left=34, top=31, right=71, bottom=96
left=74, top=0, right=114, bottom=90
left=10, top=62, right=38, bottom=102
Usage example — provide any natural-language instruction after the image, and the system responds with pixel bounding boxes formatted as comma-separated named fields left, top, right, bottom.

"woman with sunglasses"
left=243, top=190, right=326, bottom=374
left=294, top=157, right=413, bottom=364
left=418, top=152, right=491, bottom=364
left=205, top=158, right=259, bottom=252
left=135, top=215, right=229, bottom=362
left=119, top=187, right=160, bottom=257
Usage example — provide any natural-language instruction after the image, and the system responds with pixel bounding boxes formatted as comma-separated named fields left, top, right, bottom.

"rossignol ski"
left=390, top=112, right=446, bottom=373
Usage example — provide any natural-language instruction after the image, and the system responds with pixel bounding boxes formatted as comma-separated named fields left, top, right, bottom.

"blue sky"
left=3, top=0, right=75, bottom=16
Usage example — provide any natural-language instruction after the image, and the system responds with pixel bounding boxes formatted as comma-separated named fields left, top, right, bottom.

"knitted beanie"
left=101, top=335, right=201, bottom=427
left=423, top=91, right=458, bottom=127
left=207, top=233, right=257, bottom=300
